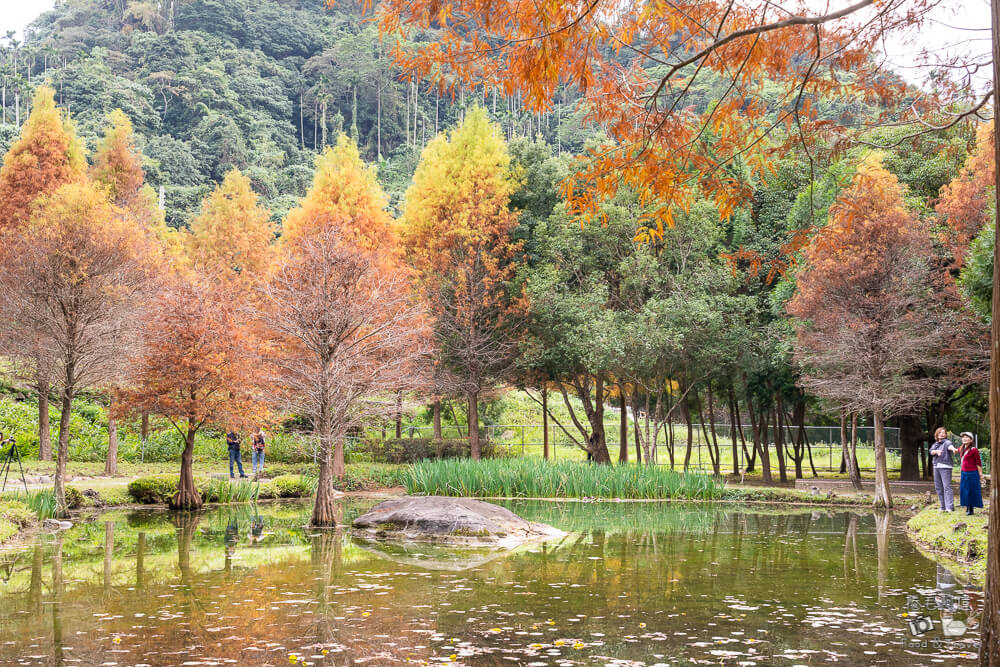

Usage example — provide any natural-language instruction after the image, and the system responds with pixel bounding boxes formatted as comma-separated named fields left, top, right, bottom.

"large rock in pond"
left=351, top=496, right=565, bottom=548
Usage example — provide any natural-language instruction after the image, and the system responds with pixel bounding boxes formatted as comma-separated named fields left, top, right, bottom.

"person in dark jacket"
left=227, top=428, right=247, bottom=479
left=958, top=432, right=984, bottom=516
left=930, top=427, right=957, bottom=512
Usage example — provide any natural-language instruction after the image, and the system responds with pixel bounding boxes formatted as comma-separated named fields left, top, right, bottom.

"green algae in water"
left=0, top=498, right=981, bottom=664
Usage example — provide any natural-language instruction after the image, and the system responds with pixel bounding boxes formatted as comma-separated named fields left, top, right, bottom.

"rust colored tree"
left=0, top=85, right=87, bottom=462
left=401, top=108, right=523, bottom=459
left=0, top=182, right=156, bottom=516
left=787, top=156, right=946, bottom=509
left=258, top=224, right=427, bottom=527
left=119, top=274, right=262, bottom=510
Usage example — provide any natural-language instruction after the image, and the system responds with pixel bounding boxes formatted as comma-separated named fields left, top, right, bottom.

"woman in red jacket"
left=958, top=432, right=984, bottom=516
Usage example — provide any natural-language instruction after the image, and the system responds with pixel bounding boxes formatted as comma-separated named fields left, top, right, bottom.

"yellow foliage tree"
left=283, top=134, right=398, bottom=260
left=401, top=106, right=522, bottom=459
left=188, top=169, right=276, bottom=286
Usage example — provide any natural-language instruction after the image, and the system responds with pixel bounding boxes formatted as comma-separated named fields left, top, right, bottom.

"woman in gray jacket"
left=930, top=427, right=957, bottom=512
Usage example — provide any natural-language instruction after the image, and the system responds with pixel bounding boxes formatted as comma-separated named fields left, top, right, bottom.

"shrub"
left=128, top=474, right=182, bottom=504
left=359, top=437, right=494, bottom=463
left=336, top=463, right=410, bottom=491
left=269, top=474, right=315, bottom=498
left=0, top=500, right=35, bottom=527
left=65, top=486, right=84, bottom=510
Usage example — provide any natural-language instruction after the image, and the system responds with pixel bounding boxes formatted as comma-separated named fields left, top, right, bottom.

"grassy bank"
left=907, top=506, right=987, bottom=580
left=0, top=500, right=35, bottom=542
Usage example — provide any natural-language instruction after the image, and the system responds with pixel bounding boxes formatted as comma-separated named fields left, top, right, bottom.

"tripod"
left=0, top=433, right=27, bottom=494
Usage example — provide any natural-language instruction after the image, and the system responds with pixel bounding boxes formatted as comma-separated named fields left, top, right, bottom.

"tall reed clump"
left=4, top=488, right=59, bottom=519
left=404, top=459, right=726, bottom=500
left=202, top=479, right=260, bottom=504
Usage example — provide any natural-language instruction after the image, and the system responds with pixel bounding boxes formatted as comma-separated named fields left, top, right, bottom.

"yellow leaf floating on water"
left=554, top=640, right=565, bottom=646
left=573, top=642, right=585, bottom=649
left=490, top=628, right=502, bottom=633
left=639, top=623, right=646, bottom=628
left=112, top=637, right=122, bottom=644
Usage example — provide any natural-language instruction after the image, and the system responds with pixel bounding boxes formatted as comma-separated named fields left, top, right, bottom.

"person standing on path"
left=251, top=426, right=266, bottom=476
left=227, top=428, right=247, bottom=479
left=930, top=427, right=957, bottom=512
left=958, top=431, right=984, bottom=516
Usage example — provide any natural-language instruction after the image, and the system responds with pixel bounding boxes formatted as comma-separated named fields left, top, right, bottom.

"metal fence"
left=382, top=422, right=903, bottom=472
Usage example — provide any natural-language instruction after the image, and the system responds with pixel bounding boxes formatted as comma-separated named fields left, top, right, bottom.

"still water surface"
left=0, top=499, right=982, bottom=665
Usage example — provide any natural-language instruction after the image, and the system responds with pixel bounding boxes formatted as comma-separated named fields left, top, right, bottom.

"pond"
left=0, top=499, right=982, bottom=665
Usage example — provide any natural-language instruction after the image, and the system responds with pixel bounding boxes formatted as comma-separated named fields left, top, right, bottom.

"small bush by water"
left=405, top=459, right=726, bottom=499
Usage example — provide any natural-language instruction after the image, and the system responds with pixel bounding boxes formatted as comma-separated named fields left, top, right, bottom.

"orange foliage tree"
left=401, top=108, right=523, bottom=459
left=188, top=169, right=276, bottom=288
left=0, top=182, right=157, bottom=516
left=264, top=134, right=425, bottom=526
left=374, top=0, right=954, bottom=241
left=282, top=134, right=398, bottom=255
left=90, top=108, right=171, bottom=475
left=787, top=156, right=946, bottom=509
left=0, top=85, right=87, bottom=461
left=258, top=224, right=427, bottom=526
left=0, top=86, right=85, bottom=229
left=119, top=274, right=263, bottom=510
left=937, top=123, right=995, bottom=265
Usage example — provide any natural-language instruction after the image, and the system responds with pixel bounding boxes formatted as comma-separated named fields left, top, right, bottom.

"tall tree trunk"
left=586, top=374, right=611, bottom=463
left=758, top=406, right=772, bottom=484
left=840, top=410, right=862, bottom=491
left=54, top=390, right=72, bottom=517
left=707, top=385, right=721, bottom=475
left=172, top=425, right=202, bottom=510
left=897, top=414, right=922, bottom=481
left=774, top=398, right=788, bottom=483
left=333, top=434, right=345, bottom=480
left=37, top=374, right=51, bottom=461
left=682, top=388, right=694, bottom=471
left=105, top=397, right=118, bottom=476
left=311, top=407, right=338, bottom=527
left=542, top=386, right=549, bottom=460
left=141, top=411, right=149, bottom=441
left=618, top=387, right=628, bottom=463
left=432, top=400, right=442, bottom=439
left=395, top=390, right=403, bottom=439
left=469, top=391, right=481, bottom=460
left=872, top=411, right=892, bottom=508
left=982, top=4, right=1000, bottom=655
left=728, top=384, right=740, bottom=475
left=849, top=413, right=862, bottom=488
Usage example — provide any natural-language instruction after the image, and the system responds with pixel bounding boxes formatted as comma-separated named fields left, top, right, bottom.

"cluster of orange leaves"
left=368, top=0, right=928, bottom=241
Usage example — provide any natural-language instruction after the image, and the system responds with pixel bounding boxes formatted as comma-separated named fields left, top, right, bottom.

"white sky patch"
left=0, top=0, right=57, bottom=41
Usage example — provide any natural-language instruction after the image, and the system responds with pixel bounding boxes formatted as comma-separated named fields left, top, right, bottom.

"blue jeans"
left=229, top=447, right=245, bottom=478
left=252, top=449, right=265, bottom=474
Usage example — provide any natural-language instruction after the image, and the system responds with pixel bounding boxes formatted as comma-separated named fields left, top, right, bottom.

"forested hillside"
left=1, top=0, right=596, bottom=226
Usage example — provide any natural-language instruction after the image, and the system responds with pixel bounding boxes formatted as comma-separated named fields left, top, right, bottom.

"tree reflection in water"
left=0, top=500, right=983, bottom=665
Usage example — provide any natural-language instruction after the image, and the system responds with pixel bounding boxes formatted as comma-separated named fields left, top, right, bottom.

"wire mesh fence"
left=380, top=422, right=903, bottom=472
